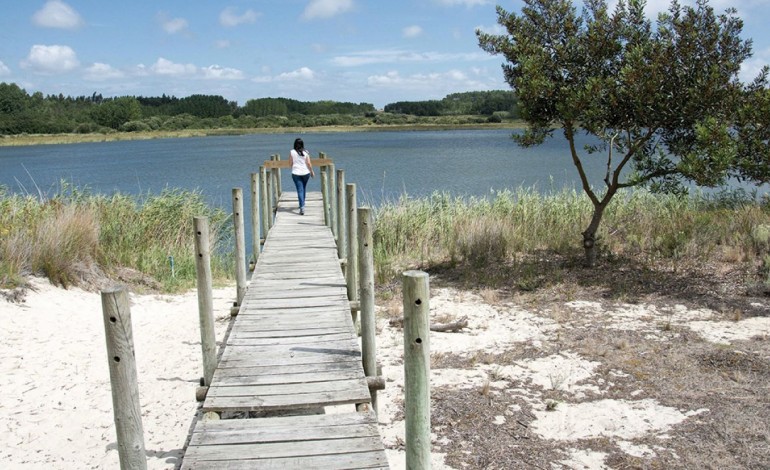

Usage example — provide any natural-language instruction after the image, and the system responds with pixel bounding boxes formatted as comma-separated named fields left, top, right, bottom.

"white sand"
left=1, top=278, right=232, bottom=469
left=2, top=278, right=769, bottom=469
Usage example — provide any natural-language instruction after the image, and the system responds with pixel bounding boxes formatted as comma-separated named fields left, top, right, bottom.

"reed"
left=373, top=187, right=770, bottom=284
left=0, top=184, right=231, bottom=291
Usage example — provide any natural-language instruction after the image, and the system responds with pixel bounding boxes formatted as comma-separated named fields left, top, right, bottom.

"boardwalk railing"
left=180, top=155, right=389, bottom=469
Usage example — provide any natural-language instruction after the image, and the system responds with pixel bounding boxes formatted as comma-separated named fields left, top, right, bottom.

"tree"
left=477, top=0, right=758, bottom=266
left=91, top=97, right=142, bottom=129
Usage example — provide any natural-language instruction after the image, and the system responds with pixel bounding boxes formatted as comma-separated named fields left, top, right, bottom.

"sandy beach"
left=2, top=277, right=769, bottom=469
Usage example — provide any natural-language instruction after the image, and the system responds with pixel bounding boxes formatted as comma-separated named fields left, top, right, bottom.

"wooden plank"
left=181, top=451, right=388, bottom=470
left=212, top=368, right=363, bottom=386
left=193, top=411, right=375, bottom=433
left=206, top=378, right=368, bottom=399
left=202, top=387, right=371, bottom=412
left=213, top=360, right=363, bottom=376
left=184, top=436, right=382, bottom=460
left=190, top=422, right=379, bottom=445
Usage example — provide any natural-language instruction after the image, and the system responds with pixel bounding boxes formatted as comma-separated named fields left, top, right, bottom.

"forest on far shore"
left=0, top=83, right=520, bottom=135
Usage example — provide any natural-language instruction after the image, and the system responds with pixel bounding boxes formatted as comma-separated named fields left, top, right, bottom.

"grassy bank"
left=0, top=122, right=526, bottom=147
left=0, top=184, right=231, bottom=291
left=3, top=183, right=768, bottom=295
left=373, top=188, right=770, bottom=290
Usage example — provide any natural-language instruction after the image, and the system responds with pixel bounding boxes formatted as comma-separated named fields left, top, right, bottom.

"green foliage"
left=373, top=188, right=770, bottom=286
left=91, top=97, right=142, bottom=129
left=0, top=184, right=231, bottom=291
left=384, top=90, right=519, bottom=117
left=477, top=0, right=759, bottom=265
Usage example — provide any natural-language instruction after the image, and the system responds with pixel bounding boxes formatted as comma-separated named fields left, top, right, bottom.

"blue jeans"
left=292, top=173, right=310, bottom=209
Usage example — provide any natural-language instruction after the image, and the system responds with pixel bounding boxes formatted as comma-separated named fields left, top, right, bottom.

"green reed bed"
left=0, top=184, right=231, bottom=291
left=373, top=188, right=770, bottom=284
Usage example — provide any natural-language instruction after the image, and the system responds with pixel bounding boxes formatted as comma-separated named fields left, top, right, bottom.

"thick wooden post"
left=194, top=217, right=217, bottom=386
left=250, top=172, right=260, bottom=264
left=346, top=183, right=359, bottom=326
left=358, top=207, right=377, bottom=414
left=270, top=154, right=280, bottom=203
left=329, top=162, right=337, bottom=240
left=321, top=167, right=330, bottom=227
left=260, top=166, right=272, bottom=231
left=100, top=287, right=147, bottom=470
left=274, top=153, right=282, bottom=195
left=403, top=270, right=431, bottom=470
left=336, top=169, right=347, bottom=262
left=232, top=188, right=247, bottom=305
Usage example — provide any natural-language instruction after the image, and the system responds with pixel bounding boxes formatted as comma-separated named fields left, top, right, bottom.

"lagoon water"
left=0, top=129, right=607, bottom=207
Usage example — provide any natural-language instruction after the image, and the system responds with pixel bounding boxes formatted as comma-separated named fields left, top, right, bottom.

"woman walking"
left=289, top=138, right=315, bottom=215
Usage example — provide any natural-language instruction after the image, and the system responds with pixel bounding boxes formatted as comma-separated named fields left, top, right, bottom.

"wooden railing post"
left=358, top=207, right=377, bottom=414
left=260, top=166, right=272, bottom=232
left=232, top=188, right=247, bottom=305
left=403, top=270, right=431, bottom=470
left=250, top=172, right=260, bottom=265
left=336, top=169, right=347, bottom=263
left=321, top=167, right=330, bottom=227
left=194, top=217, right=218, bottom=386
left=274, top=153, right=282, bottom=195
left=346, top=183, right=359, bottom=328
left=270, top=154, right=280, bottom=203
left=329, top=162, right=337, bottom=240
left=100, top=287, right=148, bottom=470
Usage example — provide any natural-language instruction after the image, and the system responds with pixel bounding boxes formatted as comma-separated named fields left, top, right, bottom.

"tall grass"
left=0, top=183, right=231, bottom=291
left=373, top=187, right=770, bottom=283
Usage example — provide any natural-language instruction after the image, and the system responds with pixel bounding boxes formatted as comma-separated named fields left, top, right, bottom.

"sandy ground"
left=2, top=278, right=769, bottom=469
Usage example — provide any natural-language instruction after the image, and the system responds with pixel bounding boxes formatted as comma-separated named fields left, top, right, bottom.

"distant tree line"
left=384, top=91, right=520, bottom=119
left=0, top=82, right=519, bottom=135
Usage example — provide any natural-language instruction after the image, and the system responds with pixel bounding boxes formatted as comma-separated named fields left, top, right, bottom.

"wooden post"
left=321, top=167, right=330, bottom=227
left=270, top=154, right=280, bottom=204
left=194, top=217, right=217, bottom=386
left=358, top=207, right=378, bottom=415
left=274, top=153, right=282, bottom=195
left=100, top=287, right=147, bottom=470
left=260, top=166, right=272, bottom=231
left=329, top=162, right=337, bottom=240
left=403, top=270, right=431, bottom=470
left=336, top=169, right=347, bottom=262
left=266, top=166, right=275, bottom=224
left=346, top=183, right=359, bottom=328
left=250, top=172, right=260, bottom=264
left=232, top=188, right=247, bottom=305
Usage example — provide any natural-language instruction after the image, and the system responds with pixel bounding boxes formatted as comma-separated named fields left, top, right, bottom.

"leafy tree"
left=91, top=97, right=142, bottom=129
left=478, top=0, right=758, bottom=266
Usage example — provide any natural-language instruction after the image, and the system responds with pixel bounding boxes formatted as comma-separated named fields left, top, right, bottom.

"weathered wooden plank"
left=227, top=332, right=354, bottom=346
left=212, top=368, right=363, bottom=386
left=202, top=387, right=371, bottom=412
left=181, top=453, right=388, bottom=470
left=213, top=360, right=363, bottom=376
left=190, top=422, right=379, bottom=446
left=192, top=411, right=375, bottom=433
left=183, top=436, right=383, bottom=460
left=207, top=377, right=368, bottom=399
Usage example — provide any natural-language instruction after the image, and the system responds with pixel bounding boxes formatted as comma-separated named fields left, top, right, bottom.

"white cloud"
left=403, top=25, right=423, bottom=38
left=32, top=0, right=84, bottom=30
left=741, top=46, right=770, bottom=83
left=367, top=68, right=496, bottom=95
left=476, top=23, right=505, bottom=36
left=277, top=67, right=316, bottom=81
left=332, top=49, right=489, bottom=67
left=21, top=45, right=79, bottom=74
left=83, top=62, right=125, bottom=81
left=0, top=60, right=10, bottom=76
left=162, top=17, right=189, bottom=34
left=435, top=0, right=491, bottom=6
left=151, top=57, right=197, bottom=76
left=220, top=7, right=260, bottom=27
left=302, top=0, right=354, bottom=20
left=215, top=40, right=232, bottom=49
left=202, top=65, right=245, bottom=80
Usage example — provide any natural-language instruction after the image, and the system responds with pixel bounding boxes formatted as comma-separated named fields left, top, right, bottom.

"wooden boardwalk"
left=180, top=191, right=388, bottom=469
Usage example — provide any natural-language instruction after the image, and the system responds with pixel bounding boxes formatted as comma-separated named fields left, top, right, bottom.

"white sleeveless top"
left=290, top=149, right=311, bottom=176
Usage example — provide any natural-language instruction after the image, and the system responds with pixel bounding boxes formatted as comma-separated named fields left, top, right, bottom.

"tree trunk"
left=582, top=202, right=607, bottom=268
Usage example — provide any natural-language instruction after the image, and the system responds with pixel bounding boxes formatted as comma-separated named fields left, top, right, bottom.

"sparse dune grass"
left=0, top=184, right=231, bottom=291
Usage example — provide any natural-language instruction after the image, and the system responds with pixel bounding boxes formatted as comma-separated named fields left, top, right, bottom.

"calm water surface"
left=0, top=129, right=606, bottom=207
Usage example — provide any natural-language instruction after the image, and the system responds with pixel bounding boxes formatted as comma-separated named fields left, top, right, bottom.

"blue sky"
left=1, top=0, right=769, bottom=109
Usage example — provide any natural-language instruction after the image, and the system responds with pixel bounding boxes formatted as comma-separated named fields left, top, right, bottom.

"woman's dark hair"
left=293, top=138, right=305, bottom=155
